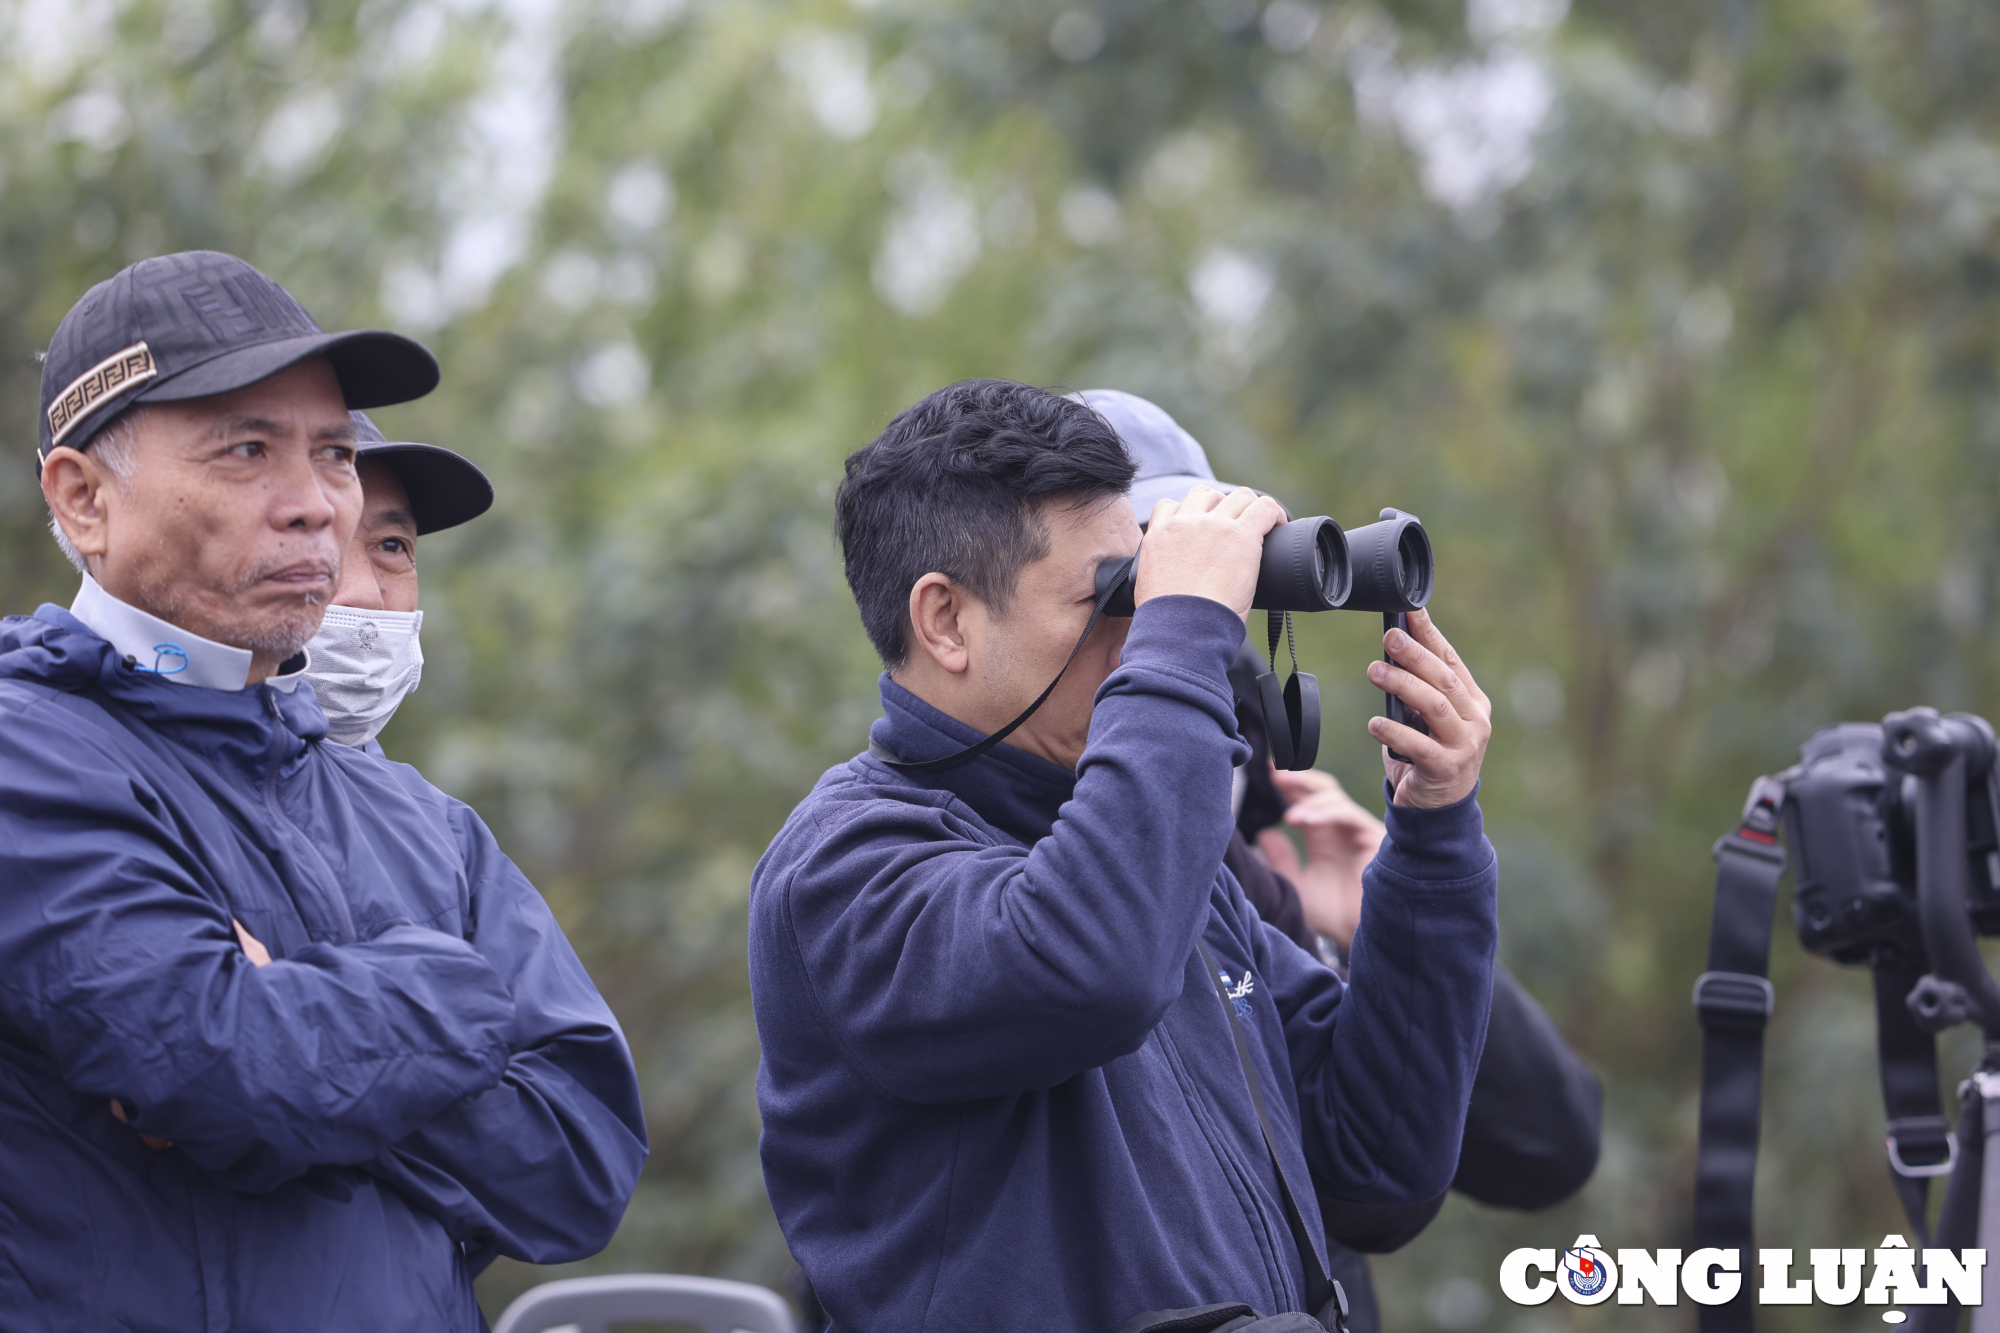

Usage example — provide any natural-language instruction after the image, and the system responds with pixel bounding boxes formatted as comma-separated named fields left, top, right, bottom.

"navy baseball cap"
left=38, top=250, right=439, bottom=458
left=350, top=412, right=494, bottom=536
left=1078, top=388, right=1251, bottom=523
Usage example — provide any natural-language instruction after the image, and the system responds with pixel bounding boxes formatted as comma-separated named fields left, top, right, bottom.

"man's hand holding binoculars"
left=1368, top=609, right=1491, bottom=810
left=1130, top=485, right=1487, bottom=807
left=1132, top=484, right=1289, bottom=618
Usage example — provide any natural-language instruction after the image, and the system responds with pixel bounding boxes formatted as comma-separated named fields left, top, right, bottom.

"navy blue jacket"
left=0, top=607, right=648, bottom=1333
left=749, top=596, right=1498, bottom=1333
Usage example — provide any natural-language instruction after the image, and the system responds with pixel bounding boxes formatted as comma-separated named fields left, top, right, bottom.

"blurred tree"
left=8, top=0, right=2000, bottom=1328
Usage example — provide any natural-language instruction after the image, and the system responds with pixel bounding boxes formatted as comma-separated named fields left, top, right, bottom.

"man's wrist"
left=1393, top=780, right=1480, bottom=811
left=1086, top=595, right=1248, bottom=769
left=1371, top=779, right=1492, bottom=889
left=1120, top=594, right=1245, bottom=685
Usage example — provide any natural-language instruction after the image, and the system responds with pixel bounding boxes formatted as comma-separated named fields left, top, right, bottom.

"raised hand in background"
left=1255, top=767, right=1385, bottom=950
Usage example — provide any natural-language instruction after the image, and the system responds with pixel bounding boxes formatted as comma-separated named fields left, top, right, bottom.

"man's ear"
left=907, top=572, right=974, bottom=676
left=40, top=445, right=115, bottom=566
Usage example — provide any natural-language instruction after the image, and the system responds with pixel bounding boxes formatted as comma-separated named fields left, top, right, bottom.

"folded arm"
left=362, top=799, right=649, bottom=1266
left=0, top=726, right=516, bottom=1194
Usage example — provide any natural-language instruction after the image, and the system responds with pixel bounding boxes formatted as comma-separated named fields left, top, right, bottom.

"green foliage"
left=7, top=0, right=2000, bottom=1327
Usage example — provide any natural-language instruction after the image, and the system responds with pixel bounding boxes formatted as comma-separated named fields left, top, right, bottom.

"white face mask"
left=305, top=606, right=424, bottom=747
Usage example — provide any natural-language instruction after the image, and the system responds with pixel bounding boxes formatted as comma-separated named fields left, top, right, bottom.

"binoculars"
left=1094, top=509, right=1435, bottom=770
left=1093, top=508, right=1433, bottom=619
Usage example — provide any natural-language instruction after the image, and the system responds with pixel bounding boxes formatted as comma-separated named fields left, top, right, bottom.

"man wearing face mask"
left=1, top=251, right=645, bottom=1331
left=306, top=411, right=491, bottom=749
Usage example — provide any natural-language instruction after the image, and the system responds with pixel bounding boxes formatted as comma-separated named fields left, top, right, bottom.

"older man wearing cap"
left=1, top=251, right=646, bottom=1332
left=1082, top=389, right=1602, bottom=1332
left=303, top=411, right=494, bottom=749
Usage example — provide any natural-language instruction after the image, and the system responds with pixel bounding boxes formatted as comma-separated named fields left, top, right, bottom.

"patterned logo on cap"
left=47, top=341, right=157, bottom=448
left=181, top=278, right=277, bottom=341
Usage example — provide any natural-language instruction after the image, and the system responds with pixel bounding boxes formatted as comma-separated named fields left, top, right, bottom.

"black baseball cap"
left=350, top=412, right=494, bottom=535
left=38, top=250, right=439, bottom=458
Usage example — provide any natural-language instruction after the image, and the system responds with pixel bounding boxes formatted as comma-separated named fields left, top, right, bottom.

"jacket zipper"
left=261, top=689, right=357, bottom=943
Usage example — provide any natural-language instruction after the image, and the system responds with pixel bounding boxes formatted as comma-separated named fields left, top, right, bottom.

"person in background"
left=1084, top=387, right=1603, bottom=1333
left=305, top=410, right=493, bottom=751
left=3, top=250, right=647, bottom=1332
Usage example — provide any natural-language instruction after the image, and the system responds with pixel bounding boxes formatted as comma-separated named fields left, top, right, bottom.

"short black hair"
left=836, top=379, right=1138, bottom=668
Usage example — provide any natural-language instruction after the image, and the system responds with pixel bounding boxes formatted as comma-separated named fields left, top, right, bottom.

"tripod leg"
left=1908, top=1081, right=1984, bottom=1333
left=1913, top=1089, right=1983, bottom=1333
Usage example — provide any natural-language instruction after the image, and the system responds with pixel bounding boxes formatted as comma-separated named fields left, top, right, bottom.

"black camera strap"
left=1195, top=940, right=1347, bottom=1331
left=1693, top=779, right=1955, bottom=1333
left=870, top=553, right=1137, bottom=775
left=1691, top=777, right=1787, bottom=1333
left=1873, top=956, right=1953, bottom=1244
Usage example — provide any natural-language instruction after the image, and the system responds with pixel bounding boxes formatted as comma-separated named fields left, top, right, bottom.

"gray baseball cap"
left=1078, top=388, right=1249, bottom=524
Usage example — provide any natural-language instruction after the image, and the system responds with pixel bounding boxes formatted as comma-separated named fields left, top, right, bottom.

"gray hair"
left=48, top=406, right=148, bottom=574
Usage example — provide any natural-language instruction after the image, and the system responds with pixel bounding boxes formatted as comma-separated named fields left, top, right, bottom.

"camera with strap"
left=1692, top=712, right=2000, bottom=1331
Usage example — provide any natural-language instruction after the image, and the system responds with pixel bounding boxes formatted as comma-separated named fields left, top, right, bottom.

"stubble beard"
left=134, top=556, right=330, bottom=661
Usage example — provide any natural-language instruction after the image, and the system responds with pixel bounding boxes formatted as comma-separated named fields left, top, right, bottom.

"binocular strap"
left=869, top=553, right=1137, bottom=775
left=1258, top=610, right=1320, bottom=772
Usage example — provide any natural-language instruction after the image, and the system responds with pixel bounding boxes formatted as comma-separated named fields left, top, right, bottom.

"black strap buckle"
left=1886, top=1115, right=1957, bottom=1178
left=1693, top=970, right=1775, bottom=1031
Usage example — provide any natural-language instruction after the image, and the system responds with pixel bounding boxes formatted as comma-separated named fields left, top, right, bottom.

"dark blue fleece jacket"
left=749, top=596, right=1498, bottom=1333
left=0, top=607, right=647, bottom=1333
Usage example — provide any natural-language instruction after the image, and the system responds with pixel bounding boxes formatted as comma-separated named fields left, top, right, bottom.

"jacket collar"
left=868, top=675, right=1077, bottom=847
left=69, top=575, right=309, bottom=693
left=7, top=606, right=329, bottom=772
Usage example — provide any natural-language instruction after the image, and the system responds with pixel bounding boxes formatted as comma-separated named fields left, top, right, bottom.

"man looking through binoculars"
left=750, top=378, right=1498, bottom=1333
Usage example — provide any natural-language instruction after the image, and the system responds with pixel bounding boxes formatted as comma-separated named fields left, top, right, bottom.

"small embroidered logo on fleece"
left=1216, top=968, right=1256, bottom=1019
